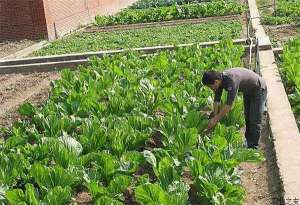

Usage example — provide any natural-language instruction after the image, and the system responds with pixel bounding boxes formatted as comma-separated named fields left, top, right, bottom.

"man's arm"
left=214, top=104, right=231, bottom=122
left=213, top=102, right=221, bottom=116
left=208, top=79, right=238, bottom=129
left=208, top=104, right=231, bottom=129
left=213, top=87, right=223, bottom=116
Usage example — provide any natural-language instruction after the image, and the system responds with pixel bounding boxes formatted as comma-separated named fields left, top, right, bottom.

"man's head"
left=202, top=70, right=222, bottom=91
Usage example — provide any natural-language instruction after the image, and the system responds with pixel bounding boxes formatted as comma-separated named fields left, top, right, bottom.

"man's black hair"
left=202, top=70, right=222, bottom=85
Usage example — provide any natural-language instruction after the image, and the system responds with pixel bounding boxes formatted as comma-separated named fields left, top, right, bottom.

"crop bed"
left=257, top=0, right=300, bottom=46
left=95, top=1, right=244, bottom=26
left=85, top=15, right=242, bottom=33
left=278, top=38, right=300, bottom=126
left=0, top=40, right=267, bottom=205
left=1, top=0, right=296, bottom=203
left=33, top=20, right=243, bottom=56
left=129, top=0, right=212, bottom=9
left=259, top=0, right=300, bottom=25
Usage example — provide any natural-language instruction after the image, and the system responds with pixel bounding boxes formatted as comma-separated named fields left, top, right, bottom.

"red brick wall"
left=0, top=0, right=48, bottom=40
left=0, top=0, right=136, bottom=41
left=44, top=0, right=137, bottom=40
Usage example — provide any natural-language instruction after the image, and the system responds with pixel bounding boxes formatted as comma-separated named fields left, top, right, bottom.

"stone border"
left=248, top=0, right=300, bottom=200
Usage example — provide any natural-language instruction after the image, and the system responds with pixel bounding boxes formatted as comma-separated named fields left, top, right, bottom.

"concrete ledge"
left=257, top=36, right=272, bottom=50
left=0, top=60, right=89, bottom=74
left=259, top=49, right=300, bottom=200
left=248, top=0, right=300, bottom=200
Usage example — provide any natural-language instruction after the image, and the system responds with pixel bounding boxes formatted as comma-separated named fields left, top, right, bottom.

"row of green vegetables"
left=280, top=38, right=300, bottom=126
left=95, top=1, right=244, bottom=26
left=129, top=0, right=211, bottom=9
left=0, top=40, right=263, bottom=205
left=261, top=0, right=300, bottom=25
left=33, top=20, right=242, bottom=56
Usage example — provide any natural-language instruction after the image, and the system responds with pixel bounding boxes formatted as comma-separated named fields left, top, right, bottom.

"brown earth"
left=241, top=117, right=284, bottom=205
left=0, top=72, right=59, bottom=128
left=265, top=24, right=300, bottom=47
left=0, top=40, right=37, bottom=58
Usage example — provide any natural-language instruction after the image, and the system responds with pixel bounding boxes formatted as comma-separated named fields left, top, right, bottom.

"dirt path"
left=0, top=72, right=59, bottom=128
left=241, top=117, right=283, bottom=205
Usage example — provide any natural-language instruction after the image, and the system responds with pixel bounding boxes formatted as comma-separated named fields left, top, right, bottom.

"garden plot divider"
left=0, top=38, right=251, bottom=74
left=248, top=0, right=300, bottom=201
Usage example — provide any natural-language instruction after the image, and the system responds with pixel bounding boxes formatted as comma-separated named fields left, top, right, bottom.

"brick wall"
left=0, top=0, right=137, bottom=41
left=44, top=0, right=137, bottom=40
left=0, top=0, right=48, bottom=40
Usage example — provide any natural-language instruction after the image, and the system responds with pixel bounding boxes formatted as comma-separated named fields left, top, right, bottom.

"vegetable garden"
left=260, top=0, right=300, bottom=25
left=258, top=0, right=300, bottom=46
left=0, top=40, right=265, bottom=205
left=33, top=21, right=242, bottom=56
left=1, top=0, right=300, bottom=204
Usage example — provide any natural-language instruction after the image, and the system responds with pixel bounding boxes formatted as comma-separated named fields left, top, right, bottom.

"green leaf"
left=6, top=189, right=25, bottom=205
left=86, top=180, right=108, bottom=199
left=59, top=132, right=83, bottom=155
left=43, top=186, right=72, bottom=205
left=156, top=157, right=179, bottom=190
left=95, top=196, right=123, bottom=205
left=30, top=164, right=78, bottom=190
left=143, top=150, right=157, bottom=168
left=6, top=184, right=40, bottom=205
left=135, top=183, right=168, bottom=204
left=108, top=175, right=133, bottom=195
left=18, top=102, right=36, bottom=117
left=232, top=148, right=265, bottom=163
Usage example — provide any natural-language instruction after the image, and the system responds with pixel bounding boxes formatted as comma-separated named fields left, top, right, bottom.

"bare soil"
left=73, top=191, right=92, bottom=204
left=0, top=72, right=59, bottom=128
left=265, top=24, right=300, bottom=47
left=0, top=40, right=37, bottom=59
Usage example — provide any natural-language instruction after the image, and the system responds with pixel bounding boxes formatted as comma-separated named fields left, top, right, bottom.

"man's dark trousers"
left=243, top=87, right=267, bottom=148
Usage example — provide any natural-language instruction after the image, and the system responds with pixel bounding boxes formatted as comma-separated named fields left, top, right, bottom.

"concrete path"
left=248, top=0, right=300, bottom=201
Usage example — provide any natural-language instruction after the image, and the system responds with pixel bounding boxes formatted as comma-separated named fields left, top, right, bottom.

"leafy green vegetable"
left=130, top=0, right=210, bottom=9
left=33, top=21, right=242, bottom=57
left=95, top=1, right=244, bottom=26
left=43, top=186, right=72, bottom=205
left=280, top=38, right=300, bottom=126
left=6, top=184, right=39, bottom=205
left=30, top=164, right=79, bottom=191
left=0, top=40, right=262, bottom=204
left=18, top=102, right=36, bottom=118
left=261, top=0, right=300, bottom=25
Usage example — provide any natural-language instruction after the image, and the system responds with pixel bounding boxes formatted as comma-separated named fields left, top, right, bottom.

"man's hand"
left=207, top=104, right=232, bottom=130
left=207, top=117, right=219, bottom=129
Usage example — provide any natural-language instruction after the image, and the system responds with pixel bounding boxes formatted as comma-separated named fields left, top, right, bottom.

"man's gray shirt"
left=214, top=67, right=267, bottom=106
